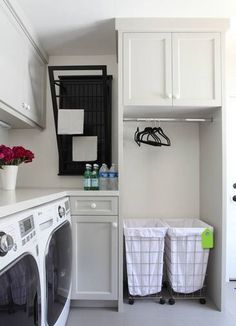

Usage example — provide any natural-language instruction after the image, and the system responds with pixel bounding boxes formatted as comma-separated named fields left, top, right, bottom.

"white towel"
left=72, top=136, right=97, bottom=162
left=58, top=109, right=84, bottom=134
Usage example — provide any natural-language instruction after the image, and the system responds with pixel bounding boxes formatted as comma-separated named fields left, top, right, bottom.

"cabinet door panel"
left=24, top=44, right=46, bottom=126
left=123, top=33, right=172, bottom=106
left=71, top=215, right=118, bottom=300
left=172, top=32, right=221, bottom=107
left=0, top=4, right=25, bottom=113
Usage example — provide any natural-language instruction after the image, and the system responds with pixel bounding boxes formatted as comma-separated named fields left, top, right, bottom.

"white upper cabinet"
left=122, top=31, right=222, bottom=107
left=0, top=2, right=47, bottom=128
left=172, top=33, right=221, bottom=107
left=0, top=4, right=25, bottom=114
left=123, top=33, right=172, bottom=106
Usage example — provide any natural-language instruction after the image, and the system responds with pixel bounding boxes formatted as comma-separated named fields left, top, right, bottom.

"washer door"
left=0, top=254, right=41, bottom=326
left=46, top=221, right=72, bottom=326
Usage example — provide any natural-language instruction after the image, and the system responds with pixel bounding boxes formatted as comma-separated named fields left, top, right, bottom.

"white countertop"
left=0, top=188, right=119, bottom=218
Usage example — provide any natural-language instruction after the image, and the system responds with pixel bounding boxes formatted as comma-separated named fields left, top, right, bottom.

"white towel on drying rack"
left=58, top=109, right=84, bottom=134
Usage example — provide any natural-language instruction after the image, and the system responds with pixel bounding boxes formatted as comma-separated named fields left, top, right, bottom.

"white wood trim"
left=115, top=18, right=230, bottom=32
left=118, top=30, right=124, bottom=312
left=220, top=31, right=227, bottom=312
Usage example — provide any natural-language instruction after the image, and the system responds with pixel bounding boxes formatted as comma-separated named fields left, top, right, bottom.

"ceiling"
left=16, top=0, right=234, bottom=56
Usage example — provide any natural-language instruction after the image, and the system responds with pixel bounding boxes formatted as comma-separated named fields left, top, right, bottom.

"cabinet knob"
left=173, top=94, right=180, bottom=99
left=232, top=195, right=236, bottom=202
left=166, top=93, right=172, bottom=99
left=22, top=102, right=27, bottom=109
left=26, top=104, right=31, bottom=111
left=91, top=203, right=97, bottom=209
left=112, top=222, right=118, bottom=228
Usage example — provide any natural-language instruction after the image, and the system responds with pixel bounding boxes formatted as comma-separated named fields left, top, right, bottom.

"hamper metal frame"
left=165, top=234, right=208, bottom=305
left=125, top=235, right=165, bottom=305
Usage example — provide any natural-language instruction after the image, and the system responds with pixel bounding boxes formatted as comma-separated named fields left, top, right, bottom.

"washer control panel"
left=19, top=215, right=36, bottom=245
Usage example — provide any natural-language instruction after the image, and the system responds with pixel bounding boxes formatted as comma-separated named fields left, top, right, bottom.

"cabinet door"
left=71, top=215, right=118, bottom=300
left=123, top=33, right=172, bottom=106
left=0, top=3, right=25, bottom=113
left=172, top=33, right=221, bottom=107
left=23, top=44, right=46, bottom=127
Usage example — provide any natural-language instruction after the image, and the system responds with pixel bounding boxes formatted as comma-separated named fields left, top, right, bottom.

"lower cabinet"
left=71, top=215, right=118, bottom=300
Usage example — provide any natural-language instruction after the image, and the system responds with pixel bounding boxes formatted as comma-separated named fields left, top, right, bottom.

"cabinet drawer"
left=70, top=197, right=118, bottom=216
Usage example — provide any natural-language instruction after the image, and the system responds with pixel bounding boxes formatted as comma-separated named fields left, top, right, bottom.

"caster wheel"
left=159, top=297, right=166, bottom=305
left=128, top=297, right=134, bottom=305
left=163, top=281, right=168, bottom=289
left=168, top=298, right=175, bottom=305
left=8, top=308, right=15, bottom=314
left=199, top=298, right=206, bottom=305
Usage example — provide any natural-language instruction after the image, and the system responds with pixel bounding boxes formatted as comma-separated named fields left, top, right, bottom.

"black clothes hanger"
left=135, top=126, right=162, bottom=146
left=134, top=126, right=141, bottom=146
left=133, top=121, right=171, bottom=147
left=153, top=126, right=171, bottom=146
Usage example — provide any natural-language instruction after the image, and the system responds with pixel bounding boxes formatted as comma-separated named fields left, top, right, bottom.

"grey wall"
left=0, top=126, right=9, bottom=145
left=123, top=122, right=200, bottom=219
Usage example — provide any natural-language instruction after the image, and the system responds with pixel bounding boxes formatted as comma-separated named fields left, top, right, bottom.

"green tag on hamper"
left=201, top=228, right=214, bottom=249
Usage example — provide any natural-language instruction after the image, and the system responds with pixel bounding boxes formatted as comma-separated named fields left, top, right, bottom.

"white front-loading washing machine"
left=35, top=197, right=72, bottom=326
left=0, top=209, right=41, bottom=326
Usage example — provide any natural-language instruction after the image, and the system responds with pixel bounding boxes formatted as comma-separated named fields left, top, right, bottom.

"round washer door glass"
left=0, top=254, right=41, bottom=326
left=46, top=221, right=72, bottom=326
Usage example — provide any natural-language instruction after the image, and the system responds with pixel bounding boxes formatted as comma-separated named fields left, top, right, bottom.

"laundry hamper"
left=123, top=219, right=167, bottom=304
left=164, top=218, right=213, bottom=304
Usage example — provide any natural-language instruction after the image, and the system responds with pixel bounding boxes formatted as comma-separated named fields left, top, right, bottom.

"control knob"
left=58, top=206, right=66, bottom=218
left=0, top=232, right=14, bottom=256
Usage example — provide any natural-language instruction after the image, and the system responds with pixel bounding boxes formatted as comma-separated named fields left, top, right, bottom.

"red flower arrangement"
left=0, top=145, right=35, bottom=168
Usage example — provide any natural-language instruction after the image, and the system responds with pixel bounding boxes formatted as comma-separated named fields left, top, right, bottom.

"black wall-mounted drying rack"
left=48, top=65, right=112, bottom=175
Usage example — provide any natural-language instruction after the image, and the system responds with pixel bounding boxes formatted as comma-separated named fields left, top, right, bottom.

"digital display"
left=19, top=215, right=34, bottom=237
left=23, top=219, right=32, bottom=232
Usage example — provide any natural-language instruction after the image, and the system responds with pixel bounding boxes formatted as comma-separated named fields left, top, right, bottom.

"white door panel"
left=71, top=215, right=118, bottom=300
left=23, top=44, right=46, bottom=126
left=0, top=3, right=25, bottom=113
left=172, top=33, right=221, bottom=107
left=123, top=32, right=172, bottom=106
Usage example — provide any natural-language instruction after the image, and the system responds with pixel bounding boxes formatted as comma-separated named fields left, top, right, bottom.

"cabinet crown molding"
left=3, top=0, right=48, bottom=64
left=115, top=17, right=230, bottom=32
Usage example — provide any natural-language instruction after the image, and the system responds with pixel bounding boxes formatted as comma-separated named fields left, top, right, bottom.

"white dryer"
left=35, top=197, right=72, bottom=326
left=0, top=209, right=41, bottom=326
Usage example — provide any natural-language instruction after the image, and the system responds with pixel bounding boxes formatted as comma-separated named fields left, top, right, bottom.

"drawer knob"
left=112, top=222, right=118, bottom=228
left=91, top=203, right=97, bottom=209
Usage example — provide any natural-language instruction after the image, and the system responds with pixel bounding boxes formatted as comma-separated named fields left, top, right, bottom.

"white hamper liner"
left=164, top=218, right=213, bottom=294
left=123, top=219, right=167, bottom=296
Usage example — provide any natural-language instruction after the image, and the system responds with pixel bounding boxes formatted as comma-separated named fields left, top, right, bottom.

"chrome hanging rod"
left=123, top=117, right=213, bottom=122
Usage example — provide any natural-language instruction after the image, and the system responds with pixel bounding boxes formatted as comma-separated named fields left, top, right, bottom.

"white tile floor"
left=67, top=283, right=236, bottom=326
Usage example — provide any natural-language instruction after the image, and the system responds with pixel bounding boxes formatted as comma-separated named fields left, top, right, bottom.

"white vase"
left=1, top=165, right=18, bottom=190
